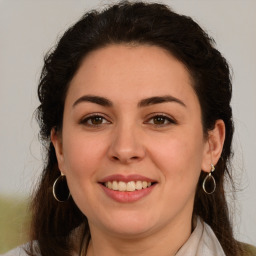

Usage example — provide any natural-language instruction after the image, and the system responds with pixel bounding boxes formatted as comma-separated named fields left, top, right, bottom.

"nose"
left=107, top=123, right=146, bottom=164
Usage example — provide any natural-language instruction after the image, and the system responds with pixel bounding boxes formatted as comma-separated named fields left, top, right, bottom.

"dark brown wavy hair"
left=29, top=1, right=242, bottom=255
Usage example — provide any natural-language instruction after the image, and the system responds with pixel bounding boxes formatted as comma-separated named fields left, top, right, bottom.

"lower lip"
left=100, top=184, right=156, bottom=203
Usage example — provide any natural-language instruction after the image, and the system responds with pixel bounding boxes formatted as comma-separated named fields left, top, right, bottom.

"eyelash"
left=145, top=114, right=176, bottom=127
left=79, top=113, right=176, bottom=128
left=80, top=114, right=111, bottom=127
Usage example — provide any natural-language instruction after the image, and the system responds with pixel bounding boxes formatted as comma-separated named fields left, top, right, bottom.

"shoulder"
left=1, top=246, right=28, bottom=256
left=1, top=242, right=40, bottom=256
left=239, top=242, right=256, bottom=256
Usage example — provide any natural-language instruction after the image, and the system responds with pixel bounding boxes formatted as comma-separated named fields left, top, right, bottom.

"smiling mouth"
left=103, top=181, right=155, bottom=192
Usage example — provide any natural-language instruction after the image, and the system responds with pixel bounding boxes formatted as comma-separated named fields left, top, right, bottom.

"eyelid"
left=144, top=112, right=177, bottom=125
left=79, top=113, right=112, bottom=126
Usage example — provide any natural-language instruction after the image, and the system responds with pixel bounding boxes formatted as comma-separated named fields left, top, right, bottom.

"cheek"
left=61, top=133, right=109, bottom=215
left=149, top=129, right=204, bottom=182
left=62, top=132, right=108, bottom=178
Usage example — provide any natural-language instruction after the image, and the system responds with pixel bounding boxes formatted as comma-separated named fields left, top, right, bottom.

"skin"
left=52, top=44, right=225, bottom=256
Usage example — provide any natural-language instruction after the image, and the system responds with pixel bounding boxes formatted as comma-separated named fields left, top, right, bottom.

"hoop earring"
left=53, top=173, right=70, bottom=202
left=202, top=164, right=216, bottom=195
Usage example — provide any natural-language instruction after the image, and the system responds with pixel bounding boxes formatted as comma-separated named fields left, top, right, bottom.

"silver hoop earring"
left=53, top=173, right=70, bottom=202
left=202, top=164, right=216, bottom=195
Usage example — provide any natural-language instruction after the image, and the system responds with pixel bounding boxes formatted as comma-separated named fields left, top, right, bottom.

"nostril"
left=111, top=155, right=140, bottom=162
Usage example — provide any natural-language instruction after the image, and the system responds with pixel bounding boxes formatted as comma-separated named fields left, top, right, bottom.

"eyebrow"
left=73, top=95, right=113, bottom=108
left=72, top=94, right=186, bottom=108
left=138, top=95, right=186, bottom=108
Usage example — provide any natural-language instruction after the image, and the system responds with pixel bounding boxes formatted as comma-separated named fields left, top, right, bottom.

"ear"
left=51, top=128, right=66, bottom=174
left=201, top=119, right=225, bottom=173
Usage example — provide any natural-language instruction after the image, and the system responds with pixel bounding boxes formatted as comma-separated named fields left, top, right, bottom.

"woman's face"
left=53, top=44, right=212, bottom=238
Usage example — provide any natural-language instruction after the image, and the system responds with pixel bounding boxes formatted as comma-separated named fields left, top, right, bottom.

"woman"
left=3, top=1, right=256, bottom=256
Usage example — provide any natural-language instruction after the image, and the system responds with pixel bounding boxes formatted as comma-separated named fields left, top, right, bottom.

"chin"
left=108, top=223, right=154, bottom=238
left=95, top=211, right=158, bottom=238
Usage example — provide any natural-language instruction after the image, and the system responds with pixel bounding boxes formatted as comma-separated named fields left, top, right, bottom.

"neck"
left=85, top=214, right=192, bottom=256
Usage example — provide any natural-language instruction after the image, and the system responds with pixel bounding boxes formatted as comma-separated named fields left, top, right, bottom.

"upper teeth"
left=104, top=181, right=152, bottom=192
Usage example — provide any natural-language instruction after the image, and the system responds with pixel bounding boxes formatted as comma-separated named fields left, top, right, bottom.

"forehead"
left=67, top=44, right=198, bottom=107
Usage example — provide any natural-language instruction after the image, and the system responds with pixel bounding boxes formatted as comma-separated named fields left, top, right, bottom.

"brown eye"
left=153, top=116, right=167, bottom=125
left=146, top=114, right=176, bottom=126
left=80, top=115, right=110, bottom=127
left=90, top=116, right=104, bottom=125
